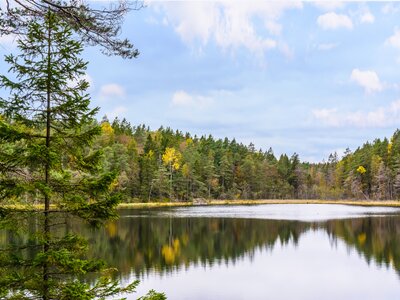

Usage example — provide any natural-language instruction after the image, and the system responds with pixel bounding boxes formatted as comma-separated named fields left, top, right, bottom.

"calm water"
left=83, top=204, right=400, bottom=299
left=3, top=204, right=400, bottom=299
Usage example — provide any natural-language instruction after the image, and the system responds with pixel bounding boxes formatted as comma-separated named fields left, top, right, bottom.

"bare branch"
left=0, top=0, right=141, bottom=59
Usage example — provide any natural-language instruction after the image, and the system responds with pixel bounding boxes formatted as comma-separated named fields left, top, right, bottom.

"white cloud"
left=171, top=90, right=213, bottom=109
left=154, top=1, right=302, bottom=58
left=350, top=69, right=383, bottom=94
left=0, top=1, right=17, bottom=10
left=317, top=43, right=339, bottom=51
left=312, top=100, right=400, bottom=128
left=265, top=20, right=282, bottom=36
left=277, top=41, right=294, bottom=59
left=82, top=74, right=94, bottom=89
left=172, top=90, right=192, bottom=106
left=0, top=34, right=18, bottom=49
left=382, top=3, right=400, bottom=15
left=313, top=2, right=345, bottom=11
left=317, top=12, right=353, bottom=30
left=145, top=16, right=159, bottom=25
left=67, top=73, right=94, bottom=90
left=99, top=83, right=126, bottom=101
left=386, top=28, right=400, bottom=49
left=0, top=1, right=8, bottom=10
left=169, top=2, right=217, bottom=46
left=353, top=5, right=375, bottom=25
left=312, top=108, right=341, bottom=127
left=106, top=106, right=128, bottom=120
left=360, top=11, right=374, bottom=24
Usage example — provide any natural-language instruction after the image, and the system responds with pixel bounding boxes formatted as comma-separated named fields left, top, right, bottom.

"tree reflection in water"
left=83, top=210, right=400, bottom=279
left=1, top=209, right=400, bottom=283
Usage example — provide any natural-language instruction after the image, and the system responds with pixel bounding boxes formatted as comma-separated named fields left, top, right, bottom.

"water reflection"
left=325, top=217, right=400, bottom=275
left=150, top=204, right=400, bottom=221
left=1, top=205, right=400, bottom=298
left=76, top=208, right=400, bottom=279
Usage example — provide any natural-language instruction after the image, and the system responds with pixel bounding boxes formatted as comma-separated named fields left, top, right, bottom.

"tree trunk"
left=43, top=10, right=52, bottom=300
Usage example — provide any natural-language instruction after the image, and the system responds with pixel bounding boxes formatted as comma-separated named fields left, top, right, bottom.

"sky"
left=2, top=1, right=400, bottom=162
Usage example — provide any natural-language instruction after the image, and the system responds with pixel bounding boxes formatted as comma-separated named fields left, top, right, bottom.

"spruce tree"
left=0, top=11, right=164, bottom=300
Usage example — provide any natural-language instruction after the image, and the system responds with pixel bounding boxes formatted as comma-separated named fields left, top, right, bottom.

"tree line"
left=97, top=117, right=400, bottom=202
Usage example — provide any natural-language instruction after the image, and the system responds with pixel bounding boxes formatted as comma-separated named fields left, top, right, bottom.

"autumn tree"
left=162, top=147, right=181, bottom=200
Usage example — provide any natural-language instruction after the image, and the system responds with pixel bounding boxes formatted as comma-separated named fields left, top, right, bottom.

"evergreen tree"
left=374, top=161, right=389, bottom=200
left=0, top=12, right=163, bottom=300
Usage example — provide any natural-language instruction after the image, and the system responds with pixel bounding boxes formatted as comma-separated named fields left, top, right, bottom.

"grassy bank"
left=117, top=199, right=400, bottom=209
left=4, top=199, right=400, bottom=211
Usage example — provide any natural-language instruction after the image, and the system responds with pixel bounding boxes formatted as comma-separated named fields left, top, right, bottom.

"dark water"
left=83, top=204, right=400, bottom=299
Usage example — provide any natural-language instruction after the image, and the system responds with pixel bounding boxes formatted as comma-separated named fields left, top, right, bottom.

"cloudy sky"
left=2, top=1, right=400, bottom=162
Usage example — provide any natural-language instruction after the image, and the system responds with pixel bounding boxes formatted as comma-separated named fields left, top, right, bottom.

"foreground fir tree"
left=0, top=12, right=165, bottom=300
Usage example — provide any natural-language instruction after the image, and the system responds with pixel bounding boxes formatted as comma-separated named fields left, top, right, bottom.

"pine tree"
left=374, top=161, right=389, bottom=200
left=204, top=151, right=216, bottom=199
left=0, top=12, right=164, bottom=300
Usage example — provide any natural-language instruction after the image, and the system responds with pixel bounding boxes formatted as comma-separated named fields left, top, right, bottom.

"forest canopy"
left=67, top=116, right=400, bottom=202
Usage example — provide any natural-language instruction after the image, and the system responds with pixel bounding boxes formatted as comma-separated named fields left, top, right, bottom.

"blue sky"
left=2, top=1, right=400, bottom=162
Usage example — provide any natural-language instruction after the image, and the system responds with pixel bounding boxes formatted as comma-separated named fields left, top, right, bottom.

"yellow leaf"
left=161, top=245, right=175, bottom=264
left=101, top=122, right=114, bottom=135
left=162, top=147, right=181, bottom=170
left=173, top=161, right=180, bottom=170
left=147, top=149, right=154, bottom=159
left=357, top=233, right=366, bottom=245
left=106, top=222, right=117, bottom=238
left=186, top=138, right=193, bottom=146
left=182, top=163, right=190, bottom=177
left=357, top=165, right=366, bottom=174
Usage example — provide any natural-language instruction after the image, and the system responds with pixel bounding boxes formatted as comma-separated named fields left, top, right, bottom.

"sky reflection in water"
left=133, top=204, right=400, bottom=221
left=110, top=204, right=400, bottom=299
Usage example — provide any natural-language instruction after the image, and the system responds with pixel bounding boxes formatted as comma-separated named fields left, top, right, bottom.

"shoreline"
left=116, top=199, right=400, bottom=209
left=4, top=199, right=400, bottom=211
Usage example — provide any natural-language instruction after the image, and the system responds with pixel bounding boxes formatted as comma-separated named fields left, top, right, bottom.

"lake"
left=83, top=204, right=400, bottom=299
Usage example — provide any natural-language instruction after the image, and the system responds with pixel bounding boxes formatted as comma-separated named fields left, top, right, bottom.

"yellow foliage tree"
left=182, top=163, right=190, bottom=178
left=186, top=138, right=193, bottom=147
left=100, top=121, right=114, bottom=144
left=162, top=147, right=181, bottom=170
left=388, top=141, right=393, bottom=155
left=357, top=165, right=366, bottom=175
left=101, top=121, right=114, bottom=135
left=162, top=147, right=182, bottom=200
left=161, top=238, right=180, bottom=265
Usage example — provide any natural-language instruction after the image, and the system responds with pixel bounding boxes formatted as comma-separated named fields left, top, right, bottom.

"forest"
left=1, top=1, right=400, bottom=299
left=85, top=116, right=400, bottom=202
